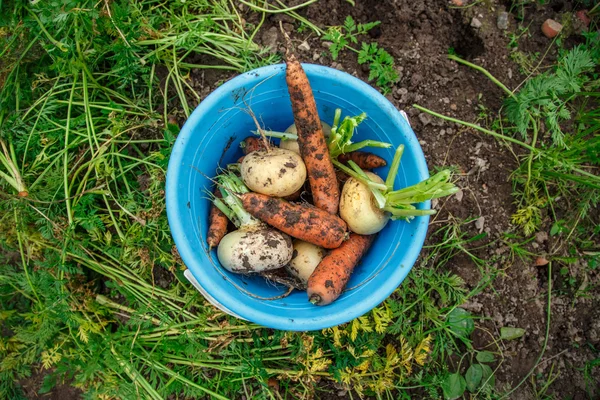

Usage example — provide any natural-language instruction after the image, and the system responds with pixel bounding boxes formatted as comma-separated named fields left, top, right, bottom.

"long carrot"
left=307, top=233, right=374, bottom=306
left=241, top=136, right=267, bottom=155
left=241, top=193, right=347, bottom=249
left=338, top=151, right=387, bottom=169
left=285, top=50, right=340, bottom=214
left=207, top=188, right=229, bottom=249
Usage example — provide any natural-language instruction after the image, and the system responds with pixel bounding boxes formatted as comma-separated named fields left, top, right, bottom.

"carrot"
left=241, top=192, right=347, bottom=249
left=335, top=169, right=350, bottom=186
left=241, top=136, right=267, bottom=155
left=285, top=51, right=340, bottom=214
left=307, top=233, right=374, bottom=305
left=207, top=188, right=229, bottom=249
left=282, top=187, right=302, bottom=201
left=338, top=151, right=387, bottom=169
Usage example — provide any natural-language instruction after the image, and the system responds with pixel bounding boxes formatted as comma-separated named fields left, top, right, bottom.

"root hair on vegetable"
left=206, top=250, right=295, bottom=300
left=197, top=216, right=297, bottom=301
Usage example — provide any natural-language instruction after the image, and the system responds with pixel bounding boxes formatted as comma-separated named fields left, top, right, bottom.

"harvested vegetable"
left=240, top=192, right=347, bottom=249
left=214, top=173, right=293, bottom=273
left=285, top=49, right=340, bottom=214
left=340, top=172, right=390, bottom=235
left=279, top=121, right=332, bottom=154
left=338, top=151, right=387, bottom=169
left=207, top=187, right=229, bottom=249
left=241, top=136, right=268, bottom=155
left=307, top=233, right=374, bottom=306
left=335, top=145, right=458, bottom=235
left=241, top=148, right=307, bottom=197
left=285, top=240, right=326, bottom=285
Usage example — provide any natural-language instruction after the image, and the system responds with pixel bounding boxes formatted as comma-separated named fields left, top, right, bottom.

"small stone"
left=471, top=18, right=483, bottom=29
left=535, top=231, right=549, bottom=244
left=322, top=41, right=333, bottom=49
left=534, top=257, right=549, bottom=266
left=312, top=52, right=320, bottom=61
left=497, top=11, right=509, bottom=30
left=442, top=97, right=450, bottom=104
left=261, top=27, right=279, bottom=54
left=542, top=19, right=562, bottom=38
left=298, top=41, right=310, bottom=52
left=475, top=216, right=485, bottom=232
left=418, top=113, right=433, bottom=126
left=450, top=103, right=458, bottom=111
left=454, top=189, right=464, bottom=202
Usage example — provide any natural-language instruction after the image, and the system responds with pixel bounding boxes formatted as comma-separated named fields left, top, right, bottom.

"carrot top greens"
left=333, top=145, right=459, bottom=219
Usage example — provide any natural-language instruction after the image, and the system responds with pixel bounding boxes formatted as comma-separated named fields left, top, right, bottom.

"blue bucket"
left=166, top=64, right=430, bottom=331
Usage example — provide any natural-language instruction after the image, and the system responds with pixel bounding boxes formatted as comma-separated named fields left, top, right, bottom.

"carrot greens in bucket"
left=335, top=146, right=458, bottom=235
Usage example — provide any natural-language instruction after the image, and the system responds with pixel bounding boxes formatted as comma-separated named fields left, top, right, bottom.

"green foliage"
left=446, top=307, right=475, bottom=339
left=441, top=372, right=466, bottom=399
left=505, top=45, right=595, bottom=147
left=357, top=42, right=399, bottom=94
left=322, top=16, right=380, bottom=60
left=500, top=327, right=526, bottom=340
left=322, top=16, right=398, bottom=94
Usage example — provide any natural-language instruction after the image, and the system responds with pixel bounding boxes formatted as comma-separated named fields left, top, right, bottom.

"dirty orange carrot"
left=241, top=192, right=347, bottom=249
left=207, top=188, right=229, bottom=249
left=282, top=187, right=302, bottom=201
left=284, top=50, right=339, bottom=214
left=241, top=136, right=267, bottom=155
left=307, top=233, right=374, bottom=305
left=335, top=169, right=350, bottom=186
left=338, top=151, right=387, bottom=169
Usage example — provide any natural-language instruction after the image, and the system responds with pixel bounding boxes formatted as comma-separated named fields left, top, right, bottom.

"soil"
left=20, top=0, right=598, bottom=398
left=18, top=368, right=83, bottom=399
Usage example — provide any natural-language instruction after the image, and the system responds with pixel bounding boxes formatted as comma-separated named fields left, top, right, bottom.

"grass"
left=1, top=0, right=598, bottom=399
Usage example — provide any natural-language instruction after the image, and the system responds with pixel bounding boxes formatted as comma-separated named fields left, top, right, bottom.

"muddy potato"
left=279, top=121, right=332, bottom=154
left=339, top=172, right=390, bottom=235
left=217, top=227, right=293, bottom=273
left=285, top=240, right=326, bottom=285
left=241, top=148, right=306, bottom=197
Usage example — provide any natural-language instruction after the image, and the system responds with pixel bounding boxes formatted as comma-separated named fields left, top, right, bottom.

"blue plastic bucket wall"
left=166, top=64, right=430, bottom=331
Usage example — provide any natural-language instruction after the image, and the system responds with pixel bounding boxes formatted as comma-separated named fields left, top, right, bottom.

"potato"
left=217, top=227, right=293, bottom=273
left=279, top=121, right=332, bottom=154
left=285, top=240, right=326, bottom=285
left=241, top=148, right=306, bottom=197
left=339, top=172, right=390, bottom=235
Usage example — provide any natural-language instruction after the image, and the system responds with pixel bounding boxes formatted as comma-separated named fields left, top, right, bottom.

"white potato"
left=279, top=121, right=332, bottom=154
left=217, top=227, right=293, bottom=273
left=339, top=172, right=390, bottom=235
left=285, top=240, right=326, bottom=285
left=241, top=148, right=306, bottom=197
